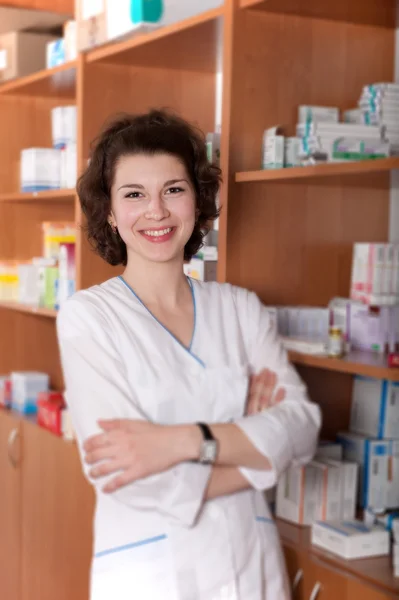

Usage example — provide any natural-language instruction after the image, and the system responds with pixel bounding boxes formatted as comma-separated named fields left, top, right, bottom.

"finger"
left=85, top=446, right=118, bottom=466
left=103, top=470, right=136, bottom=493
left=89, top=459, right=126, bottom=480
left=98, top=419, right=124, bottom=431
left=274, top=387, right=286, bottom=405
left=83, top=433, right=111, bottom=453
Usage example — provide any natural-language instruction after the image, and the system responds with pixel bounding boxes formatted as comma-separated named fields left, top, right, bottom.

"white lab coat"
left=57, top=276, right=321, bottom=600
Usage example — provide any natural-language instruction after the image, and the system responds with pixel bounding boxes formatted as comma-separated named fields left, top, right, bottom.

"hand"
left=246, top=368, right=285, bottom=416
left=83, top=419, right=189, bottom=493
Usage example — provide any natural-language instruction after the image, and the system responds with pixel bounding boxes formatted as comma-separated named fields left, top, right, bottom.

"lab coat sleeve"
left=56, top=295, right=211, bottom=528
left=233, top=289, right=321, bottom=491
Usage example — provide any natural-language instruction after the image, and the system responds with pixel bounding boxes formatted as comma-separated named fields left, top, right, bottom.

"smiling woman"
left=56, top=109, right=321, bottom=600
left=77, top=110, right=220, bottom=266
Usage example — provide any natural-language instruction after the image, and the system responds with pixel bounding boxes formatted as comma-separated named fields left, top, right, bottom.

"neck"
left=122, top=253, right=189, bottom=309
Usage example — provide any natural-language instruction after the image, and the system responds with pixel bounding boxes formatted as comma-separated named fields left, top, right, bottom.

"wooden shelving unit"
left=0, top=302, right=57, bottom=319
left=1, top=1, right=399, bottom=599
left=236, top=157, right=399, bottom=184
left=0, top=189, right=75, bottom=203
left=289, top=350, right=399, bottom=382
left=0, top=61, right=77, bottom=98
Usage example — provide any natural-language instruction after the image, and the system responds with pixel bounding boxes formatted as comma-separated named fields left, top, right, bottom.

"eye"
left=165, top=186, right=184, bottom=195
left=125, top=191, right=143, bottom=199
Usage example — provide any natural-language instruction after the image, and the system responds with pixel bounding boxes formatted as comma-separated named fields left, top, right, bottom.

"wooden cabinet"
left=0, top=411, right=21, bottom=600
left=20, top=420, right=94, bottom=600
left=0, top=411, right=94, bottom=600
left=283, top=542, right=399, bottom=600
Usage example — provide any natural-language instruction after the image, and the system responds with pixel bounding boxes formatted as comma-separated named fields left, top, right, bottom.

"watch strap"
left=197, top=422, right=214, bottom=441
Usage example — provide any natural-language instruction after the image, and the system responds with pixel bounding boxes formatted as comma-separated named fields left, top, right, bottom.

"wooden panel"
left=77, top=60, right=216, bottom=289
left=240, top=0, right=396, bottom=28
left=0, top=302, right=57, bottom=318
left=0, top=0, right=73, bottom=14
left=0, top=311, right=64, bottom=390
left=21, top=421, right=94, bottom=600
left=0, top=410, right=21, bottom=600
left=0, top=202, right=75, bottom=260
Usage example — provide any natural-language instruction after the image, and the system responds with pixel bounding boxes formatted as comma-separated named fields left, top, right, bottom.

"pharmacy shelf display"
left=0, top=1, right=399, bottom=600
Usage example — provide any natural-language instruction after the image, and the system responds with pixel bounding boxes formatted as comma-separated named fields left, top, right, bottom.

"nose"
left=144, top=195, right=170, bottom=221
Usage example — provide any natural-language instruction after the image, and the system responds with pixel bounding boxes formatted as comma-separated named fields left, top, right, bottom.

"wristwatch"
left=197, top=423, right=219, bottom=464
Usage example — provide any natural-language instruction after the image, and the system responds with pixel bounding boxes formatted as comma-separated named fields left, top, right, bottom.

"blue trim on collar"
left=118, top=275, right=205, bottom=368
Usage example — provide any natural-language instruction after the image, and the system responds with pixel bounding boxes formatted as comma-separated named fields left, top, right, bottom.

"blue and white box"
left=11, top=372, right=49, bottom=415
left=52, top=106, right=77, bottom=150
left=312, top=520, right=389, bottom=559
left=337, top=432, right=399, bottom=510
left=350, top=376, right=399, bottom=439
left=46, top=38, right=66, bottom=68
left=20, top=148, right=62, bottom=192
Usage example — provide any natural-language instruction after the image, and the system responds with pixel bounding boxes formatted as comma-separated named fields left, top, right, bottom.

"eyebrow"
left=117, top=179, right=188, bottom=191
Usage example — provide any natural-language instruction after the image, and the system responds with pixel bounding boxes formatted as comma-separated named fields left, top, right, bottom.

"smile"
left=139, top=227, right=176, bottom=243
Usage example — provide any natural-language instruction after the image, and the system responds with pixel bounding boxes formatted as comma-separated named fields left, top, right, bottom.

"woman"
left=57, top=110, right=321, bottom=600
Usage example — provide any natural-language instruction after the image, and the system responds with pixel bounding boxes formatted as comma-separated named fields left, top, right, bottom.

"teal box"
left=130, top=0, right=164, bottom=24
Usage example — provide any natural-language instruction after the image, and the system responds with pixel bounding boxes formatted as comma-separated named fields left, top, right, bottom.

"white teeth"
left=143, top=228, right=172, bottom=237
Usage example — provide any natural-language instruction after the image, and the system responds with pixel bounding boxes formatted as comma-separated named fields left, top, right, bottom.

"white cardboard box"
left=311, top=520, right=389, bottom=559
left=337, top=432, right=399, bottom=509
left=276, top=461, right=341, bottom=525
left=350, top=376, right=399, bottom=439
left=315, top=441, right=343, bottom=461
left=262, top=126, right=284, bottom=169
left=20, top=148, right=62, bottom=192
left=318, top=458, right=358, bottom=520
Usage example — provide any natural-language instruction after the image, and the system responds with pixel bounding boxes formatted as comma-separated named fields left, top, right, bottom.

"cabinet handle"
left=309, top=582, right=321, bottom=600
left=292, top=569, right=303, bottom=592
left=7, top=428, right=20, bottom=468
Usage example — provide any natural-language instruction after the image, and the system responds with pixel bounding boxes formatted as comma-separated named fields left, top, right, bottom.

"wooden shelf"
left=277, top=519, right=399, bottom=596
left=239, top=0, right=396, bottom=28
left=86, top=8, right=223, bottom=72
left=0, top=189, right=75, bottom=203
left=0, top=303, right=57, bottom=319
left=236, top=158, right=399, bottom=184
left=289, top=350, right=399, bottom=381
left=0, top=61, right=77, bottom=98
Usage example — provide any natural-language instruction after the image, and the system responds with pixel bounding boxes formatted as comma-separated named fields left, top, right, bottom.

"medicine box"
left=183, top=258, right=217, bottom=282
left=311, top=520, right=389, bottom=560
left=60, top=144, right=77, bottom=189
left=20, top=148, right=62, bottom=193
left=0, top=377, right=11, bottom=409
left=63, top=20, right=78, bottom=62
left=46, top=38, right=66, bottom=69
left=350, top=242, right=398, bottom=305
left=11, top=372, right=49, bottom=415
left=52, top=106, right=77, bottom=149
left=284, top=137, right=300, bottom=168
left=337, top=432, right=399, bottom=510
left=75, top=0, right=107, bottom=51
left=350, top=376, right=399, bottom=439
left=0, top=31, right=57, bottom=83
left=318, top=458, right=358, bottom=521
left=37, top=391, right=66, bottom=437
left=18, top=263, right=40, bottom=306
left=262, top=127, right=284, bottom=170
left=315, top=441, right=343, bottom=461
left=276, top=461, right=341, bottom=526
left=298, top=105, right=339, bottom=124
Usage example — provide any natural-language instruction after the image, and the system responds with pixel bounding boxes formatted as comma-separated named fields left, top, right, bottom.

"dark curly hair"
left=77, top=109, right=221, bottom=265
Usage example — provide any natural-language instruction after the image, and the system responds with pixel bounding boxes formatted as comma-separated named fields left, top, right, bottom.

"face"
left=109, top=153, right=196, bottom=265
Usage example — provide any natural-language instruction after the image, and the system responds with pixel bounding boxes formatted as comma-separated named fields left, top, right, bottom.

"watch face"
left=200, top=440, right=218, bottom=464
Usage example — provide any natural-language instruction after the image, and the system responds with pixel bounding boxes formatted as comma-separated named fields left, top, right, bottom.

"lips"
left=139, top=226, right=176, bottom=243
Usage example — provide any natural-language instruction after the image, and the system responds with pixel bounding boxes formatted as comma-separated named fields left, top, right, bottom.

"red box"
left=388, top=352, right=399, bottom=369
left=37, top=392, right=65, bottom=436
left=0, top=377, right=11, bottom=409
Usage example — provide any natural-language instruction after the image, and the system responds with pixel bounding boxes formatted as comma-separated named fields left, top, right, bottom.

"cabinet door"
left=20, top=421, right=94, bottom=600
left=304, top=556, right=348, bottom=600
left=0, top=410, right=22, bottom=600
left=347, top=579, right=399, bottom=600
left=282, top=544, right=307, bottom=600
